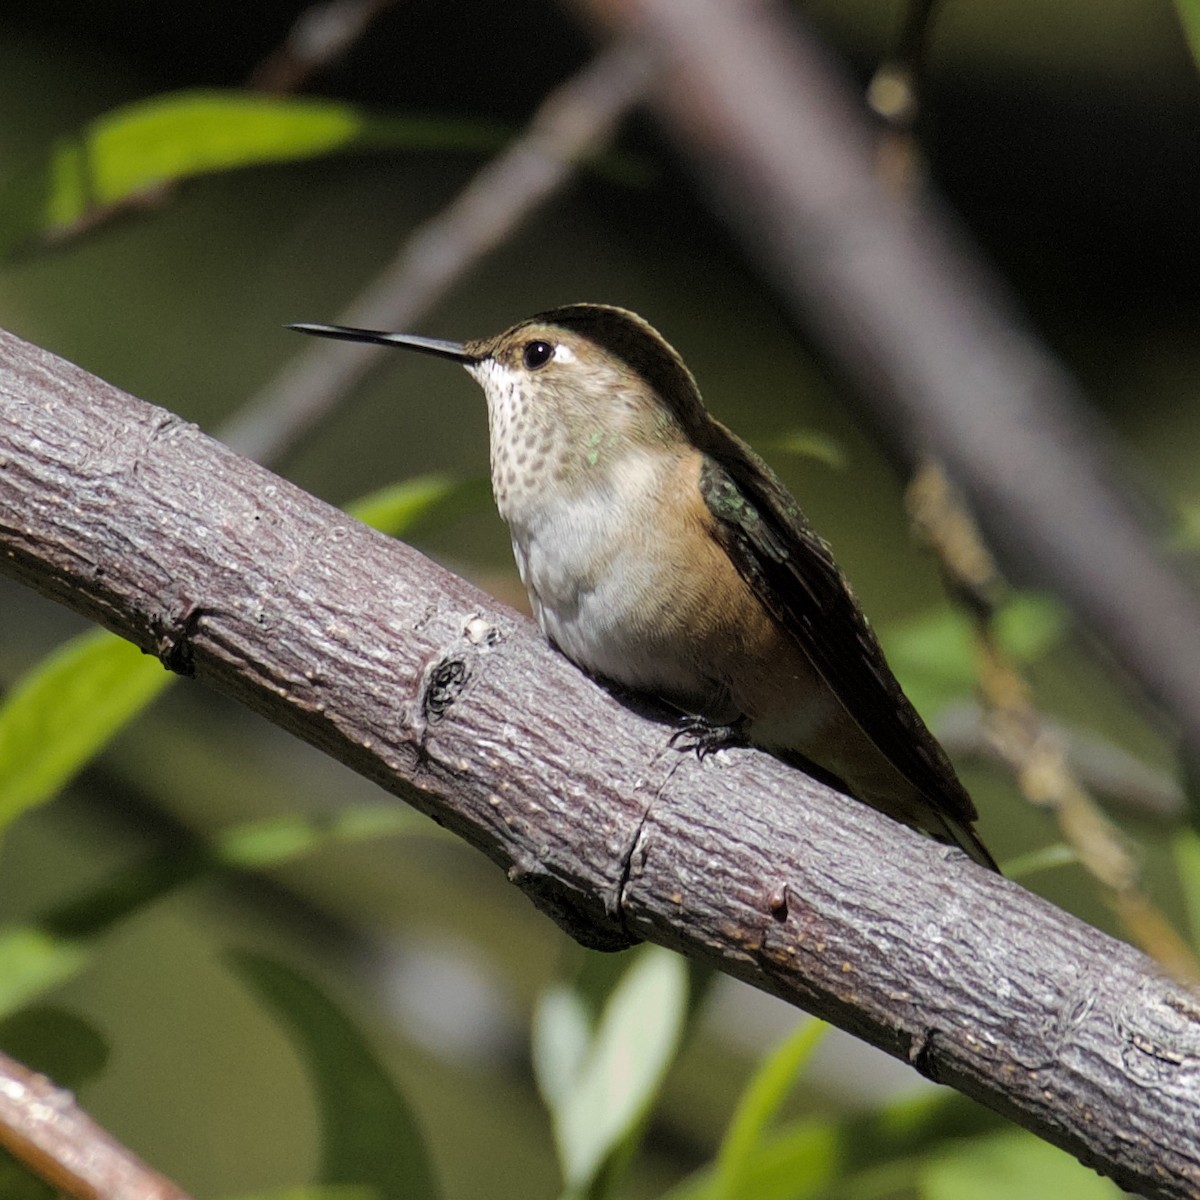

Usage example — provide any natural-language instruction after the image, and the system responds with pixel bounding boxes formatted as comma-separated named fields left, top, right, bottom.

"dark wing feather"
left=697, top=420, right=980, bottom=829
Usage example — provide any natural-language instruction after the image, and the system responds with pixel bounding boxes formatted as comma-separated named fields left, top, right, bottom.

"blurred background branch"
left=0, top=1049, right=193, bottom=1200
left=222, top=38, right=654, bottom=465
left=570, top=0, right=1200, bottom=766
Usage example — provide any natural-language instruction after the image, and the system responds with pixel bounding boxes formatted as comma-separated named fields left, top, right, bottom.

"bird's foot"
left=669, top=715, right=748, bottom=760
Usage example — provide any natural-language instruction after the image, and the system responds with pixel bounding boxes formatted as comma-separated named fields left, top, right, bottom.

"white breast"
left=504, top=449, right=704, bottom=702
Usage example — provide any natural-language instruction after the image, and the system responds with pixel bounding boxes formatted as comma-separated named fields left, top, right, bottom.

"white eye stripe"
left=553, top=343, right=576, bottom=364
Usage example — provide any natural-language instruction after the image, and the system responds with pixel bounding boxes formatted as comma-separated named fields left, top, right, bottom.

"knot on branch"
left=150, top=603, right=205, bottom=676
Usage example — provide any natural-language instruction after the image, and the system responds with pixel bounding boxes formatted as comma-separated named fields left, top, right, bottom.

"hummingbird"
left=290, top=305, right=998, bottom=871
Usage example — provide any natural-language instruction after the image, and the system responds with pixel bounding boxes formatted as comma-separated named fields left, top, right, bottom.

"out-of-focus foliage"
left=230, top=953, right=441, bottom=1200
left=0, top=89, right=645, bottom=260
left=534, top=947, right=690, bottom=1197
left=0, top=632, right=171, bottom=835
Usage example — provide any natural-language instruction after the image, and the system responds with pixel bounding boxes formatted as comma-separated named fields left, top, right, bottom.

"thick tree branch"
left=568, top=0, right=1200, bottom=761
left=2, top=332, right=1200, bottom=1197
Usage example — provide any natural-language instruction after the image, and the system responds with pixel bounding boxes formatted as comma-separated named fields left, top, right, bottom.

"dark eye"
left=522, top=340, right=554, bottom=369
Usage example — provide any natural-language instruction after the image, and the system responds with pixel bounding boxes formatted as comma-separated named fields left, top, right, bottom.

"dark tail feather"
left=939, top=814, right=1002, bottom=873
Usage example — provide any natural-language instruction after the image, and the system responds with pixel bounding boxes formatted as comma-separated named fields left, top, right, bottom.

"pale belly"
left=503, top=464, right=736, bottom=714
left=511, top=518, right=719, bottom=710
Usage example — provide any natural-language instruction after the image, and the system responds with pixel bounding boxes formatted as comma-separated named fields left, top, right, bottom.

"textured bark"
left=2, top=330, right=1199, bottom=1197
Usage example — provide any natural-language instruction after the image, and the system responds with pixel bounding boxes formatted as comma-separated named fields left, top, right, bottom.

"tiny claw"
left=669, top=715, right=747, bottom=760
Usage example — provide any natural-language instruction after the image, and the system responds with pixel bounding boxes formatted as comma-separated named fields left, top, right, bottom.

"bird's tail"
left=937, top=814, right=1001, bottom=873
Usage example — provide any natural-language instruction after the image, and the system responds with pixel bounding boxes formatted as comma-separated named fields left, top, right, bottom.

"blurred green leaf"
left=1169, top=495, right=1200, bottom=553
left=1175, top=1, right=1200, bottom=73
left=533, top=985, right=593, bottom=1112
left=0, top=804, right=429, bottom=1018
left=216, top=805, right=434, bottom=868
left=677, top=1121, right=844, bottom=1200
left=711, top=1020, right=828, bottom=1200
left=0, top=929, right=92, bottom=1020
left=0, top=1006, right=108, bottom=1089
left=0, top=91, right=503, bottom=257
left=346, top=474, right=483, bottom=537
left=546, top=946, right=689, bottom=1197
left=229, top=953, right=440, bottom=1200
left=1174, top=829, right=1200, bottom=946
left=761, top=431, right=847, bottom=470
left=0, top=929, right=98, bottom=1024
left=920, top=1129, right=1121, bottom=1200
left=0, top=630, right=168, bottom=833
left=663, top=1072, right=1004, bottom=1200
left=885, top=593, right=1067, bottom=717
left=1, top=90, right=648, bottom=259
left=1000, top=842, right=1078, bottom=881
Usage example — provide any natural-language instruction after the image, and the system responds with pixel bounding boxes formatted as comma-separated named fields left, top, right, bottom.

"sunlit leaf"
left=0, top=928, right=92, bottom=1020
left=346, top=474, right=486, bottom=538
left=550, top=946, right=689, bottom=1194
left=0, top=91, right=505, bottom=256
left=920, top=1129, right=1121, bottom=1200
left=712, top=1020, right=828, bottom=1199
left=0, top=631, right=169, bottom=834
left=1174, top=0, right=1200, bottom=74
left=229, top=953, right=440, bottom=1200
left=1, top=90, right=648, bottom=259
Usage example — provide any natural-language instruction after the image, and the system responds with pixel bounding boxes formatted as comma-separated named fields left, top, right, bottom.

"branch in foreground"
left=0, top=1049, right=192, bottom=1200
left=2, top=332, right=1199, bottom=1198
left=569, top=0, right=1200, bottom=762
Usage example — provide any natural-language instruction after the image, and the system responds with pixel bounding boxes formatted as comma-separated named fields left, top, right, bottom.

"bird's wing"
left=697, top=422, right=981, bottom=832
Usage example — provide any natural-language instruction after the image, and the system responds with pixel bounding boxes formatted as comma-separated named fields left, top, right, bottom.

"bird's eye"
left=522, top=340, right=554, bottom=369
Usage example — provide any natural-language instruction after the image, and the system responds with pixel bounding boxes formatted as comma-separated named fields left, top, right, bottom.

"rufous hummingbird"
left=291, top=305, right=998, bottom=871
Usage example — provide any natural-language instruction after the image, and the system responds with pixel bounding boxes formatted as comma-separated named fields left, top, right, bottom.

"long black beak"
left=288, top=322, right=477, bottom=364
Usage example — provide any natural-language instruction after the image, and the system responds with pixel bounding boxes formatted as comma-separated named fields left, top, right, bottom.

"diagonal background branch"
left=220, top=39, right=653, bottom=466
left=568, top=0, right=1200, bottom=763
left=2, top=330, right=1199, bottom=1197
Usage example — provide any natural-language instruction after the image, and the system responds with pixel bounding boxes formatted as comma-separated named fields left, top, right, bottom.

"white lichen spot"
left=464, top=616, right=495, bottom=644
